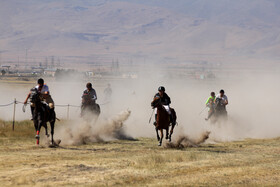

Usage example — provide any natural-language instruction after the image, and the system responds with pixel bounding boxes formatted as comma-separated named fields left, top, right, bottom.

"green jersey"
left=205, top=96, right=216, bottom=105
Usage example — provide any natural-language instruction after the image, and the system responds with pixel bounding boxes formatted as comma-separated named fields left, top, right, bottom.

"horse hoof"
left=56, top=139, right=61, bottom=145
left=169, top=138, right=171, bottom=142
left=158, top=142, right=162, bottom=146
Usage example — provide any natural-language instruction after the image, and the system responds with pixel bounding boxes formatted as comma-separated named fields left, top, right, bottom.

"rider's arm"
left=164, top=93, right=171, bottom=105
left=223, top=95, right=228, bottom=105
left=92, top=89, right=97, bottom=100
left=41, top=85, right=50, bottom=98
left=205, top=97, right=210, bottom=106
left=43, top=85, right=49, bottom=95
left=24, top=92, right=31, bottom=104
left=214, top=97, right=218, bottom=103
left=91, top=95, right=97, bottom=101
left=224, top=99, right=228, bottom=105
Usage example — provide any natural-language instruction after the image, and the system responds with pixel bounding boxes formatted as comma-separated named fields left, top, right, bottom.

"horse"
left=81, top=94, right=101, bottom=122
left=151, top=97, right=177, bottom=146
left=29, top=88, right=56, bottom=146
left=210, top=98, right=227, bottom=124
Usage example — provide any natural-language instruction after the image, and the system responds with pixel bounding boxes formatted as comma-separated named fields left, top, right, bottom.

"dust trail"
left=164, top=131, right=210, bottom=148
left=57, top=110, right=134, bottom=145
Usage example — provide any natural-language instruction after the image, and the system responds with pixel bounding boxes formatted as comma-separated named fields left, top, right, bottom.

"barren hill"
left=0, top=0, right=279, bottom=64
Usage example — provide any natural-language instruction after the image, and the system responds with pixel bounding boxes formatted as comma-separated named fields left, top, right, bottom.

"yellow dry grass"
left=0, top=120, right=280, bottom=186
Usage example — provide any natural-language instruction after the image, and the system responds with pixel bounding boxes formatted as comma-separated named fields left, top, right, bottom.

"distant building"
left=44, top=68, right=57, bottom=77
left=86, top=71, right=94, bottom=77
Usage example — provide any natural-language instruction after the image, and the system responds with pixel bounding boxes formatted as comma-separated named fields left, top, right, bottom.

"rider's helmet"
left=86, top=82, right=92, bottom=89
left=220, top=89, right=224, bottom=94
left=37, top=78, right=44, bottom=85
left=158, top=86, right=165, bottom=92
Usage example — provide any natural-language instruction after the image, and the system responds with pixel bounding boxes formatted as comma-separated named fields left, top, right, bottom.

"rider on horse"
left=214, top=89, right=228, bottom=116
left=82, top=82, right=97, bottom=105
left=153, top=86, right=175, bottom=126
left=205, top=91, right=216, bottom=121
left=81, top=82, right=101, bottom=118
left=24, top=78, right=55, bottom=121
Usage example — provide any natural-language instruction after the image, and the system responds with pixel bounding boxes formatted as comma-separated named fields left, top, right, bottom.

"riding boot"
left=153, top=114, right=157, bottom=126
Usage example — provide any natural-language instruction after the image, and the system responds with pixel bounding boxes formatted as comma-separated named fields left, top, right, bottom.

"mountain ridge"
left=0, top=0, right=279, bottom=64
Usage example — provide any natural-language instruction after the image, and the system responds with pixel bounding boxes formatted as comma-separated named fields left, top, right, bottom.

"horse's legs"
left=50, top=121, right=55, bottom=145
left=166, top=126, right=169, bottom=139
left=158, top=129, right=163, bottom=146
left=169, top=124, right=175, bottom=142
left=36, top=114, right=44, bottom=145
left=43, top=122, right=49, bottom=137
left=33, top=119, right=38, bottom=132
left=155, top=127, right=160, bottom=141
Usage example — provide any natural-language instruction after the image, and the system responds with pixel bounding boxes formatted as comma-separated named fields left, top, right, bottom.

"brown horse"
left=151, top=97, right=177, bottom=146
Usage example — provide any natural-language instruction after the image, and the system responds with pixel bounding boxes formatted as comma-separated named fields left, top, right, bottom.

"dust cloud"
left=56, top=110, right=134, bottom=145
left=0, top=63, right=280, bottom=144
left=164, top=131, right=210, bottom=148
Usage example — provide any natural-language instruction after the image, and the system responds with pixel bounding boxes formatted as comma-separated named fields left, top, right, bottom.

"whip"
left=148, top=108, right=155, bottom=124
left=198, top=106, right=207, bottom=115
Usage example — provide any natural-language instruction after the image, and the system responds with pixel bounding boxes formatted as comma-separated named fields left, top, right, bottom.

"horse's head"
left=151, top=96, right=161, bottom=108
left=215, top=98, right=224, bottom=110
left=82, top=93, right=95, bottom=106
left=30, top=88, right=41, bottom=105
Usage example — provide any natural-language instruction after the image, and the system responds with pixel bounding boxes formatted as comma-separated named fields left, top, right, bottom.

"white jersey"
left=35, top=84, right=49, bottom=94
left=216, top=94, right=228, bottom=105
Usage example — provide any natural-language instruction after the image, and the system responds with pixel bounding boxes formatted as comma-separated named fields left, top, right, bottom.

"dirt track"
left=0, top=122, right=280, bottom=186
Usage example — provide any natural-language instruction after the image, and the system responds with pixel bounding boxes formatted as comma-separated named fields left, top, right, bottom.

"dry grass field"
left=0, top=120, right=280, bottom=186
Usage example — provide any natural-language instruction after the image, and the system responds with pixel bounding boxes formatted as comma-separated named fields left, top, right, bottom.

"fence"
left=0, top=99, right=109, bottom=131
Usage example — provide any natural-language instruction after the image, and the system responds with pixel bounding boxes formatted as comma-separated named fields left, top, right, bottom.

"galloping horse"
left=151, top=97, right=177, bottom=146
left=209, top=98, right=228, bottom=124
left=29, top=88, right=56, bottom=146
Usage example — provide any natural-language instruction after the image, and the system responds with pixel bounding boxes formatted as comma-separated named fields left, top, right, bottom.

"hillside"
left=0, top=0, right=279, bottom=64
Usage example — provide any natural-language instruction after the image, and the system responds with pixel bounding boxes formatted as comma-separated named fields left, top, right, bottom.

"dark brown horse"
left=151, top=97, right=177, bottom=146
left=29, top=88, right=56, bottom=146
left=209, top=97, right=228, bottom=124
left=81, top=94, right=101, bottom=122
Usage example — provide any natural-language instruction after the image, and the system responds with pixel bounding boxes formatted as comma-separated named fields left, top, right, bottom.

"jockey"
left=205, top=92, right=216, bottom=121
left=24, top=78, right=55, bottom=120
left=154, top=86, right=175, bottom=125
left=82, top=82, right=97, bottom=105
left=215, top=89, right=228, bottom=114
